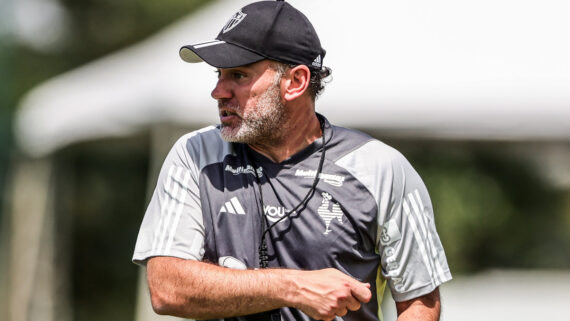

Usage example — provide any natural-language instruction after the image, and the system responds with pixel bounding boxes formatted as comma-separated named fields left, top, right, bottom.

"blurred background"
left=0, top=0, right=569, bottom=320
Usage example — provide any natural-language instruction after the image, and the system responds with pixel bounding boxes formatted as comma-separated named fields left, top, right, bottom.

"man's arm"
left=395, top=288, right=441, bottom=321
left=147, top=256, right=372, bottom=321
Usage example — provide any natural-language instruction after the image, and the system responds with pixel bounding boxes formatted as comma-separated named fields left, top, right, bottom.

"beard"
left=219, top=81, right=287, bottom=145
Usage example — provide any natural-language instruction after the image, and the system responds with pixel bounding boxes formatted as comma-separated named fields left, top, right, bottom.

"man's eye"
left=233, top=72, right=246, bottom=79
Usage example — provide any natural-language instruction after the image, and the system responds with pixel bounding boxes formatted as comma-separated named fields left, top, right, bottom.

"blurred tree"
left=0, top=34, right=16, bottom=238
left=59, top=0, right=213, bottom=62
left=55, top=137, right=149, bottom=321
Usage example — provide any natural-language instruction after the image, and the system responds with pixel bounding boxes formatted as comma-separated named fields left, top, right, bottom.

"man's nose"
left=211, top=79, right=232, bottom=100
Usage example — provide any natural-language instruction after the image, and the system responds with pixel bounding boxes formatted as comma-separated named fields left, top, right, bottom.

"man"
left=133, top=1, right=452, bottom=320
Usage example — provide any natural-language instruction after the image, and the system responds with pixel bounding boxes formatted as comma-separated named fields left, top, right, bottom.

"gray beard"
left=220, top=82, right=287, bottom=145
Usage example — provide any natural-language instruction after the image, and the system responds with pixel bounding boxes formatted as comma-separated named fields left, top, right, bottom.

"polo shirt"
left=133, top=115, right=452, bottom=321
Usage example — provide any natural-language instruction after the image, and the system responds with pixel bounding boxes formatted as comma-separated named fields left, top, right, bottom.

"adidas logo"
left=311, top=55, right=322, bottom=68
left=219, top=197, right=245, bottom=215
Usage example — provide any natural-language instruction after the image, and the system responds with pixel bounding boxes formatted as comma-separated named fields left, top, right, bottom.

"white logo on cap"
left=222, top=10, right=247, bottom=33
left=311, top=55, right=322, bottom=68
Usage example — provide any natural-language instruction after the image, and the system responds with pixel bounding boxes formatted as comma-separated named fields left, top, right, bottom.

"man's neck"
left=248, top=111, right=322, bottom=163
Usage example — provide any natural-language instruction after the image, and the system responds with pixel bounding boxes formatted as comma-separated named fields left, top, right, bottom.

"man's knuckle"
left=347, top=303, right=360, bottom=311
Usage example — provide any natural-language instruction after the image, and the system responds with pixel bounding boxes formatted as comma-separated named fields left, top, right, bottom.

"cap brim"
left=180, top=40, right=265, bottom=68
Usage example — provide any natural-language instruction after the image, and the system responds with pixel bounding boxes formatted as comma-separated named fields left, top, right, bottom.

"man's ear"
left=283, top=65, right=310, bottom=101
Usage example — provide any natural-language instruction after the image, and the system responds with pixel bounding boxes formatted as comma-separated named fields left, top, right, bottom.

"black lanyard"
left=246, top=119, right=327, bottom=268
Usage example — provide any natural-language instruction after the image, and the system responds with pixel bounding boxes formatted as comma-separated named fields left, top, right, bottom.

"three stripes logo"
left=219, top=197, right=246, bottom=215
left=400, top=189, right=448, bottom=288
left=151, top=165, right=192, bottom=255
left=222, top=10, right=247, bottom=33
left=311, top=55, right=322, bottom=68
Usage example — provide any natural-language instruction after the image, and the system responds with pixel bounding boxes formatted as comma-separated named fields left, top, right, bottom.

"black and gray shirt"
left=133, top=116, right=452, bottom=321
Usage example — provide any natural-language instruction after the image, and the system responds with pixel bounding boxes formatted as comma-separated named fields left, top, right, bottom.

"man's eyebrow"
left=216, top=67, right=240, bottom=72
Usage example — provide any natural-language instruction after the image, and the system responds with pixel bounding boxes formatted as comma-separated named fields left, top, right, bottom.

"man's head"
left=180, top=1, right=330, bottom=144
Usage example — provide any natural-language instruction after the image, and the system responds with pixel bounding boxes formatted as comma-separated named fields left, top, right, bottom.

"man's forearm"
left=395, top=288, right=441, bottom=321
left=147, top=257, right=294, bottom=319
left=146, top=256, right=372, bottom=320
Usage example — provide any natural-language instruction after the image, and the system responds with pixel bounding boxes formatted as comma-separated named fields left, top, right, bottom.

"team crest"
left=317, top=192, right=344, bottom=234
left=222, top=10, right=247, bottom=33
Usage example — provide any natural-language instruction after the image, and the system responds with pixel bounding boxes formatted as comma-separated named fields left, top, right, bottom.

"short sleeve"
left=377, top=149, right=452, bottom=302
left=335, top=139, right=452, bottom=302
left=132, top=134, right=205, bottom=265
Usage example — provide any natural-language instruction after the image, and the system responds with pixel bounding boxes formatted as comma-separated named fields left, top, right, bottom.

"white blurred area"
left=5, top=1, right=570, bottom=321
left=381, top=270, right=570, bottom=320
left=1, top=0, right=70, bottom=52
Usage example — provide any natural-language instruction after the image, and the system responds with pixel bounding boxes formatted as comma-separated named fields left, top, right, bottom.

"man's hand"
left=290, top=268, right=372, bottom=321
left=146, top=257, right=371, bottom=320
left=395, top=287, right=441, bottom=321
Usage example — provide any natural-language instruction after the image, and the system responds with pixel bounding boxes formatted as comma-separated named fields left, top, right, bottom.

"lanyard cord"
left=247, top=120, right=327, bottom=268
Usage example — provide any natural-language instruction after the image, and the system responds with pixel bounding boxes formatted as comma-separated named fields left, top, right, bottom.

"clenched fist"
left=288, top=268, right=372, bottom=321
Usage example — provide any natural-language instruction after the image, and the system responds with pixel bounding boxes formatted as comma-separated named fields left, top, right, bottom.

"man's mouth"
left=219, top=109, right=240, bottom=122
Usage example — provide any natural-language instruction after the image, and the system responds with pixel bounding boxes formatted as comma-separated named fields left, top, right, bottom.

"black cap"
left=180, top=0, right=325, bottom=70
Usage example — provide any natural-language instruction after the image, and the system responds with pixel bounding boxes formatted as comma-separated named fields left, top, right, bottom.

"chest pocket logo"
left=317, top=192, right=344, bottom=234
left=219, top=197, right=246, bottom=215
